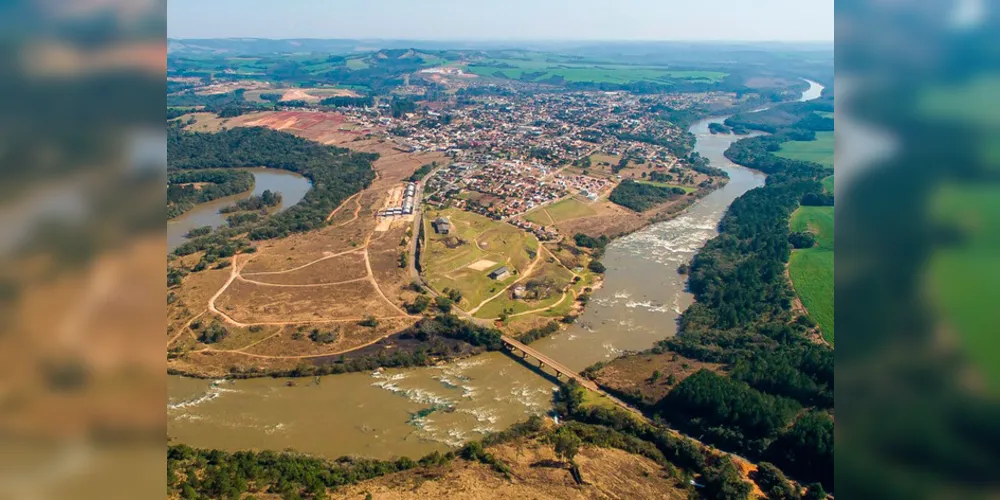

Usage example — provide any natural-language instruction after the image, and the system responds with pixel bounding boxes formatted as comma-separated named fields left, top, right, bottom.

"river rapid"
left=167, top=80, right=825, bottom=460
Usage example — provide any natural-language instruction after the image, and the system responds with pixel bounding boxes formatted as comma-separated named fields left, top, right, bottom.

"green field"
left=346, top=57, right=370, bottom=70
left=473, top=258, right=577, bottom=319
left=822, top=175, right=835, bottom=194
left=523, top=197, right=597, bottom=226
left=929, top=184, right=1000, bottom=391
left=421, top=208, right=538, bottom=309
left=775, top=131, right=835, bottom=168
left=789, top=206, right=834, bottom=343
left=636, top=180, right=697, bottom=193
left=466, top=59, right=726, bottom=85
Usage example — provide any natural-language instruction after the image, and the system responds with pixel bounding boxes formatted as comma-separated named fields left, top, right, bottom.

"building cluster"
left=378, top=181, right=417, bottom=218
left=509, top=218, right=560, bottom=242
left=462, top=162, right=567, bottom=218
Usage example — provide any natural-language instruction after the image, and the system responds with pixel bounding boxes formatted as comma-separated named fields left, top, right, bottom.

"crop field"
left=929, top=184, right=1000, bottom=391
left=775, top=131, right=834, bottom=168
left=789, top=206, right=834, bottom=343
left=421, top=208, right=538, bottom=309
left=466, top=59, right=727, bottom=84
left=523, top=197, right=597, bottom=226
left=822, top=176, right=835, bottom=194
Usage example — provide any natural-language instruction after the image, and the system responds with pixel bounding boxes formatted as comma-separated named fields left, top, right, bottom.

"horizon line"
left=168, top=37, right=833, bottom=44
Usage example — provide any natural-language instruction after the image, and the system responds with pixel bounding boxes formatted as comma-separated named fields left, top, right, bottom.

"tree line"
left=609, top=179, right=687, bottom=212
left=167, top=169, right=254, bottom=219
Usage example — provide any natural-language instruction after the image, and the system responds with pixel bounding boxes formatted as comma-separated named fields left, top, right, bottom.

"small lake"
left=167, top=168, right=311, bottom=252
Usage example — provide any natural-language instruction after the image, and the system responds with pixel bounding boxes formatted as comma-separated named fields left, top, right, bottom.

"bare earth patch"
left=467, top=259, right=498, bottom=271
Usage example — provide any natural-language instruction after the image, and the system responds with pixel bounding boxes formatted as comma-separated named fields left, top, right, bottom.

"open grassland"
left=421, top=208, right=538, bottom=309
left=523, top=197, right=597, bottom=226
left=775, top=131, right=834, bottom=168
left=589, top=352, right=726, bottom=408
left=929, top=184, right=1000, bottom=391
left=466, top=59, right=727, bottom=85
left=789, top=206, right=834, bottom=343
left=473, top=256, right=577, bottom=320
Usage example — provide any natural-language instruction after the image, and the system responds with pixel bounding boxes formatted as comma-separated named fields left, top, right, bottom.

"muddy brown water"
left=167, top=81, right=824, bottom=460
left=167, top=167, right=311, bottom=252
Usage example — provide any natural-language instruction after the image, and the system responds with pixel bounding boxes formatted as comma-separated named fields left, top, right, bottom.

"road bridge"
left=500, top=335, right=601, bottom=392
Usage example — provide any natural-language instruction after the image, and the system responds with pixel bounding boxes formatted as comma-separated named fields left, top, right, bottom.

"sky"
left=168, top=0, right=833, bottom=41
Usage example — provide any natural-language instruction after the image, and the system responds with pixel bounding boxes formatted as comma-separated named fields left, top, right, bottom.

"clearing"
left=788, top=206, right=834, bottom=343
left=421, top=207, right=538, bottom=310
left=523, top=196, right=598, bottom=227
left=588, top=352, right=726, bottom=408
left=775, top=131, right=834, bottom=169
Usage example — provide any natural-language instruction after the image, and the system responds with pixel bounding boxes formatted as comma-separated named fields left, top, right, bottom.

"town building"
left=488, top=266, right=511, bottom=280
left=433, top=217, right=451, bottom=234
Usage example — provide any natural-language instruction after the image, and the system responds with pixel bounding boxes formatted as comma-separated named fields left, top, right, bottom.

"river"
left=167, top=79, right=825, bottom=460
left=167, top=167, right=312, bottom=252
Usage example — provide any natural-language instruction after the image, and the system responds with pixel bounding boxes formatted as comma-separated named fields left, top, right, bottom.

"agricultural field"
left=775, top=131, right=834, bottom=168
left=789, top=206, right=834, bottom=343
left=523, top=196, right=598, bottom=226
left=929, top=184, right=1000, bottom=391
left=421, top=208, right=539, bottom=310
left=466, top=58, right=727, bottom=85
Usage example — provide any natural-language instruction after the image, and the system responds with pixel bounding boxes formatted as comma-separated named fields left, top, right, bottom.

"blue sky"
left=168, top=0, right=833, bottom=41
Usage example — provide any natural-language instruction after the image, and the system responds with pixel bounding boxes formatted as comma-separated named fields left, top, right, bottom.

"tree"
left=789, top=231, right=816, bottom=249
left=359, top=316, right=379, bottom=328
left=552, top=429, right=582, bottom=465
left=406, top=295, right=431, bottom=314
left=701, top=459, right=752, bottom=500
left=435, top=296, right=453, bottom=313
left=802, top=483, right=826, bottom=500
left=752, top=462, right=799, bottom=500
left=588, top=260, right=606, bottom=273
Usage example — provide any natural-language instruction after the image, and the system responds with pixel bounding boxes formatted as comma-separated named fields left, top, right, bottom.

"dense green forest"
left=609, top=179, right=687, bottom=212
left=168, top=127, right=375, bottom=257
left=724, top=97, right=834, bottom=134
left=167, top=170, right=254, bottom=219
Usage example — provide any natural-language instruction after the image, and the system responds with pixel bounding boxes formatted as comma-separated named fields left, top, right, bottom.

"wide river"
left=167, top=167, right=312, bottom=252
left=167, top=80, right=824, bottom=459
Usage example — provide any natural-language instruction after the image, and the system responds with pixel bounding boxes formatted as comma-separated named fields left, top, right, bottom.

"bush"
left=789, top=231, right=816, bottom=249
left=588, top=260, right=606, bottom=273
